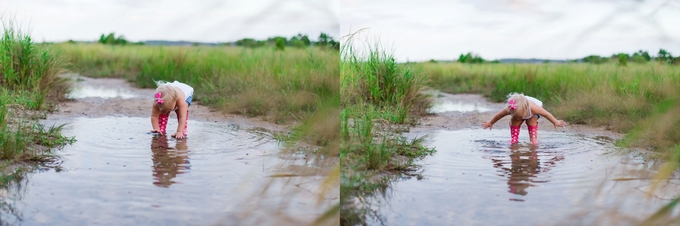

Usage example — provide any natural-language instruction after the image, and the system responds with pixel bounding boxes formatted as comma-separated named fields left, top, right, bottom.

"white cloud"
left=1, top=0, right=339, bottom=42
left=341, top=0, right=680, bottom=61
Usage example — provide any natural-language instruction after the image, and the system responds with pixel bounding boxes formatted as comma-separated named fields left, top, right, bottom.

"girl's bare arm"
left=482, top=108, right=510, bottom=129
left=530, top=104, right=566, bottom=128
left=150, top=103, right=161, bottom=132
left=175, top=100, right=188, bottom=134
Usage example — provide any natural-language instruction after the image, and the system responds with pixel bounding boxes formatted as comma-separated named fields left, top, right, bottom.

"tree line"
left=234, top=33, right=339, bottom=50
left=439, top=49, right=679, bottom=65
left=67, top=32, right=339, bottom=51
left=581, top=49, right=679, bottom=65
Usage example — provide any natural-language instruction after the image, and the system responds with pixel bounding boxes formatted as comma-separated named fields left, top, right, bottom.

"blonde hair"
left=154, top=80, right=178, bottom=112
left=506, top=92, right=531, bottom=118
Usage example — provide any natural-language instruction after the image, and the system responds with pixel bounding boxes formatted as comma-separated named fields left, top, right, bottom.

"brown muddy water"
left=365, top=93, right=680, bottom=226
left=0, top=76, right=336, bottom=225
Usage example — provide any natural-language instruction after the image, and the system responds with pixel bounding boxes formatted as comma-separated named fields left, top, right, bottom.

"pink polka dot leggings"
left=510, top=122, right=539, bottom=145
left=158, top=110, right=189, bottom=136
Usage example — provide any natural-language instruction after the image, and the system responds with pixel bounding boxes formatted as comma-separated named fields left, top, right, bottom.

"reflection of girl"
left=491, top=145, right=563, bottom=199
left=150, top=136, right=191, bottom=187
left=506, top=145, right=540, bottom=197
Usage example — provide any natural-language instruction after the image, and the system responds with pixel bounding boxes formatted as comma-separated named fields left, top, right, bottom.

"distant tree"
left=274, top=37, right=286, bottom=51
left=631, top=55, right=647, bottom=63
left=612, top=53, right=629, bottom=60
left=617, top=54, right=627, bottom=66
left=457, top=53, right=485, bottom=64
left=235, top=38, right=261, bottom=48
left=299, top=34, right=311, bottom=46
left=291, top=33, right=311, bottom=46
left=633, top=50, right=651, bottom=61
left=428, top=59, right=437, bottom=63
left=289, top=35, right=308, bottom=48
left=98, top=32, right=128, bottom=45
left=582, top=55, right=607, bottom=64
left=314, top=33, right=338, bottom=50
left=290, top=38, right=306, bottom=48
left=542, top=60, right=550, bottom=64
left=317, top=33, right=330, bottom=46
left=657, top=49, right=673, bottom=64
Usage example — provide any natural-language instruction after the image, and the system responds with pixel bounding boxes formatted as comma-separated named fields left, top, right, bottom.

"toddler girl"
left=150, top=80, right=194, bottom=139
left=482, top=93, right=566, bottom=145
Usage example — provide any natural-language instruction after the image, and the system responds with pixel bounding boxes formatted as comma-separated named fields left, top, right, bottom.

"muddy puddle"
left=0, top=76, right=336, bottom=225
left=364, top=93, right=680, bottom=225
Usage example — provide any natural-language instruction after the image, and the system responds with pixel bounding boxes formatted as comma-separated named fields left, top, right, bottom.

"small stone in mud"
left=246, top=153, right=249, bottom=155
left=123, top=165, right=126, bottom=167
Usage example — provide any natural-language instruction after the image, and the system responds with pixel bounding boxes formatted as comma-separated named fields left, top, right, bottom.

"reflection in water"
left=150, top=136, right=191, bottom=187
left=66, top=86, right=136, bottom=99
left=428, top=100, right=491, bottom=113
left=0, top=168, right=30, bottom=224
left=491, top=144, right=564, bottom=201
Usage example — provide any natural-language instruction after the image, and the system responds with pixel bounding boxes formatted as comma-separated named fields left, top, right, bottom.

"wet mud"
left=367, top=91, right=679, bottom=225
left=0, top=75, right=336, bottom=225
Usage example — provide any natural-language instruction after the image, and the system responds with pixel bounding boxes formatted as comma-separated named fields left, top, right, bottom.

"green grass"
left=51, top=43, right=339, bottom=125
left=0, top=23, right=75, bottom=164
left=340, top=35, right=434, bottom=225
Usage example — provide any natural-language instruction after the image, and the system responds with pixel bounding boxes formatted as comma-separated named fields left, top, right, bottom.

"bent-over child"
left=150, top=80, right=194, bottom=139
left=482, top=93, right=566, bottom=145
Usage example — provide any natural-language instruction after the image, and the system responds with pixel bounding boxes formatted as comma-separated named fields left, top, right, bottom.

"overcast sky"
left=341, top=0, right=680, bottom=61
left=1, top=0, right=338, bottom=43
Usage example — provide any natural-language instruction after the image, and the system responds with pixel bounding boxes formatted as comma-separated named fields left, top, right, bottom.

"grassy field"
left=0, top=26, right=75, bottom=165
left=340, top=37, right=435, bottom=225
left=51, top=43, right=339, bottom=126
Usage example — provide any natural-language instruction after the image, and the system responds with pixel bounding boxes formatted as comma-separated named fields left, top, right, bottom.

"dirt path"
left=411, top=91, right=622, bottom=139
left=50, top=75, right=288, bottom=133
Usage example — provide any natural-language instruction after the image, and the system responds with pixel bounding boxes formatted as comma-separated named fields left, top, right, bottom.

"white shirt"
left=522, top=96, right=543, bottom=119
left=170, top=81, right=194, bottom=98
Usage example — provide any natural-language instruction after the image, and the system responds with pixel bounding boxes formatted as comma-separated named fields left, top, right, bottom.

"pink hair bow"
left=508, top=99, right=516, bottom=110
left=155, top=93, right=164, bottom=104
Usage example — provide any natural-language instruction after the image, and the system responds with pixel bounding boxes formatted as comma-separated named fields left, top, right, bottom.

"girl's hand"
left=553, top=120, right=566, bottom=129
left=482, top=121, right=493, bottom=130
left=172, top=132, right=186, bottom=139
left=150, top=129, right=164, bottom=135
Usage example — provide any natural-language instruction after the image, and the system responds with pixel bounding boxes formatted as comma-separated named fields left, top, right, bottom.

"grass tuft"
left=340, top=32, right=435, bottom=225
